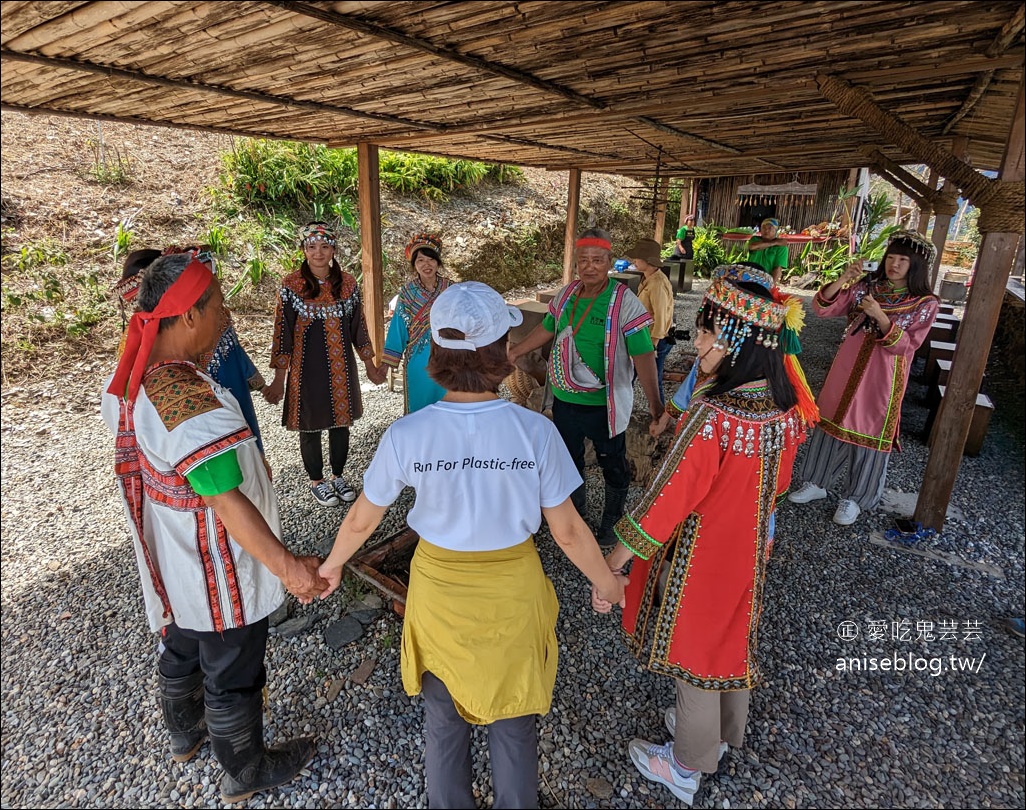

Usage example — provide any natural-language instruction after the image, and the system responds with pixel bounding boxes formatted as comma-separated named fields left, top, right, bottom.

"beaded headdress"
left=300, top=222, right=337, bottom=246
left=887, top=229, right=937, bottom=266
left=713, top=262, right=774, bottom=291
left=701, top=269, right=819, bottom=425
left=405, top=232, right=443, bottom=262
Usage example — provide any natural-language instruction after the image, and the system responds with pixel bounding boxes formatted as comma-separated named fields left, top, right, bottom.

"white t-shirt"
left=363, top=399, right=582, bottom=551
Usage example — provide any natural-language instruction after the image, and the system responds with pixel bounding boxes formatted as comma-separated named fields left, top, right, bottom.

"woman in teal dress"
left=382, top=232, right=452, bottom=413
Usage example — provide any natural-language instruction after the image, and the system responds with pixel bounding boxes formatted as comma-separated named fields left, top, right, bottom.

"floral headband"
left=887, top=229, right=937, bottom=265
left=405, top=231, right=442, bottom=262
left=300, top=222, right=337, bottom=246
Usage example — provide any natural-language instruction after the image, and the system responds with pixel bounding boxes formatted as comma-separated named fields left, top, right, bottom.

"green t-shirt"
left=542, top=279, right=655, bottom=406
left=675, top=225, right=689, bottom=241
left=747, top=237, right=789, bottom=273
left=186, top=448, right=244, bottom=496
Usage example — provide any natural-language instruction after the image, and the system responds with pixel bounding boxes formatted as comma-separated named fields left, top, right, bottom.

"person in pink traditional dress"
left=787, top=229, right=939, bottom=525
left=593, top=273, right=819, bottom=806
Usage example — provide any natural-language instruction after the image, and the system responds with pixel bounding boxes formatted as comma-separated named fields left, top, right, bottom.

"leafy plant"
left=203, top=224, right=230, bottom=256
left=1, top=238, right=69, bottom=272
left=691, top=224, right=728, bottom=277
left=112, top=221, right=133, bottom=268
left=85, top=123, right=133, bottom=185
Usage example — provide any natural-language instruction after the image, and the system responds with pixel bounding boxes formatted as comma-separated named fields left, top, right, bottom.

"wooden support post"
left=915, top=77, right=1025, bottom=530
left=917, top=169, right=937, bottom=235
left=562, top=167, right=582, bottom=285
left=357, top=142, right=384, bottom=361
left=930, top=136, right=970, bottom=290
left=653, top=176, right=670, bottom=244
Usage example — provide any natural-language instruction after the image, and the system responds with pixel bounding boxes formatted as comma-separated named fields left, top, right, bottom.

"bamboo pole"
left=357, top=143, right=384, bottom=362
left=563, top=168, right=582, bottom=285
left=653, top=176, right=670, bottom=244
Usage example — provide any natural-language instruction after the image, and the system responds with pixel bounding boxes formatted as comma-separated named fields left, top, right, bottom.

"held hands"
left=281, top=555, right=330, bottom=605
left=591, top=574, right=628, bottom=614
left=365, top=361, right=388, bottom=386
left=262, top=379, right=284, bottom=405
left=650, top=411, right=672, bottom=438
left=317, top=560, right=344, bottom=600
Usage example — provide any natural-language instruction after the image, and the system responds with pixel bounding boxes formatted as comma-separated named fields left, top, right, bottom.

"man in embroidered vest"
left=101, top=253, right=325, bottom=804
left=510, top=227, right=663, bottom=546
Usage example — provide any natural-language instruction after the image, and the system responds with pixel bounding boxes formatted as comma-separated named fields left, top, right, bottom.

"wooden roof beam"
left=264, top=0, right=606, bottom=110
left=942, top=4, right=1025, bottom=134
left=0, top=101, right=296, bottom=142
left=817, top=73, right=1024, bottom=231
left=265, top=0, right=741, bottom=155
left=859, top=146, right=959, bottom=216
left=0, top=49, right=444, bottom=133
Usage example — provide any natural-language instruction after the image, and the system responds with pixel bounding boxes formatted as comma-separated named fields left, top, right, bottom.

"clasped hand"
left=282, top=555, right=330, bottom=605
left=591, top=574, right=629, bottom=614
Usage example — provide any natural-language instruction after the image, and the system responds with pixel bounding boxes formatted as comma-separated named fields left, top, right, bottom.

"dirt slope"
left=1, top=111, right=647, bottom=390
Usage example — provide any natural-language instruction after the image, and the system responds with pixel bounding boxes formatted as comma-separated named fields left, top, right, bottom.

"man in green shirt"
left=509, top=228, right=662, bottom=546
left=747, top=218, right=789, bottom=284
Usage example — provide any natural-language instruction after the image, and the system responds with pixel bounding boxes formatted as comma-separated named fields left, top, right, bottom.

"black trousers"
left=157, top=618, right=268, bottom=713
left=551, top=397, right=631, bottom=503
left=298, top=426, right=350, bottom=481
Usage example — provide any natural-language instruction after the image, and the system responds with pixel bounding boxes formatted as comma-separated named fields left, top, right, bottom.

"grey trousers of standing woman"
left=672, top=680, right=749, bottom=773
left=421, top=671, right=539, bottom=809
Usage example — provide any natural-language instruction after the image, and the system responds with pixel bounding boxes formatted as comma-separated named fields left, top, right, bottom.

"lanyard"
left=568, top=289, right=599, bottom=338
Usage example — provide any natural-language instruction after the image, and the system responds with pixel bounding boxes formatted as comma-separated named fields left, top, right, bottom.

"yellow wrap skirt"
left=400, top=537, right=560, bottom=724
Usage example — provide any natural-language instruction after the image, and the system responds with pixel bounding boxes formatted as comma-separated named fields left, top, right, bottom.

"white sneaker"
left=627, top=739, right=701, bottom=804
left=833, top=498, right=861, bottom=525
left=663, top=707, right=729, bottom=763
left=788, top=482, right=827, bottom=504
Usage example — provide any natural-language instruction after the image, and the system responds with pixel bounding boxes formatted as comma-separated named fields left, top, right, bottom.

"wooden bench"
left=927, top=358, right=987, bottom=391
left=925, top=340, right=957, bottom=370
left=666, top=259, right=694, bottom=293
left=924, top=385, right=994, bottom=456
left=916, top=322, right=956, bottom=359
left=934, top=312, right=960, bottom=341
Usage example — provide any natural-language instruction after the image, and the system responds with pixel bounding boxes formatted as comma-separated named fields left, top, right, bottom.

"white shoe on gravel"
left=833, top=498, right=861, bottom=525
left=663, top=707, right=729, bottom=763
left=788, top=482, right=827, bottom=504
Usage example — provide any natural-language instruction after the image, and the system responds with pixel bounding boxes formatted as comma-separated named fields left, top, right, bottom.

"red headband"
left=107, top=258, right=214, bottom=403
left=575, top=237, right=612, bottom=251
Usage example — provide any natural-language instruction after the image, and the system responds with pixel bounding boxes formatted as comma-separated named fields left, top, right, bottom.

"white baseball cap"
left=430, top=281, right=524, bottom=351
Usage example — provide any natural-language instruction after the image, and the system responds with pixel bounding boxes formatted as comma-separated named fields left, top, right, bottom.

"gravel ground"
left=2, top=280, right=1023, bottom=809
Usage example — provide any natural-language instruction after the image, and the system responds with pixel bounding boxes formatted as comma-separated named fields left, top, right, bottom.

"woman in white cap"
left=318, top=281, right=626, bottom=809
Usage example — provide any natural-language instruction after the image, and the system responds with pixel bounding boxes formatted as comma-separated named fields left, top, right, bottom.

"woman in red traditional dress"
left=594, top=274, right=819, bottom=806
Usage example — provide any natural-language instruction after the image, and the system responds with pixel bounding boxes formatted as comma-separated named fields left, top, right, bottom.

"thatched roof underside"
left=2, top=1, right=1024, bottom=178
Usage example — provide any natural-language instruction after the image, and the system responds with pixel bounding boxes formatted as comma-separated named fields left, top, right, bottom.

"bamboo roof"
left=2, top=1, right=1024, bottom=177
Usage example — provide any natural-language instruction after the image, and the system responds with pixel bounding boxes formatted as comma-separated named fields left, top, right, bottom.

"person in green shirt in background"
left=670, top=214, right=695, bottom=261
left=509, top=227, right=662, bottom=547
left=747, top=218, right=789, bottom=284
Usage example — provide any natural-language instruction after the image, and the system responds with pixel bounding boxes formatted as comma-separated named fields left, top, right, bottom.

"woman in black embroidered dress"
left=265, top=222, right=386, bottom=507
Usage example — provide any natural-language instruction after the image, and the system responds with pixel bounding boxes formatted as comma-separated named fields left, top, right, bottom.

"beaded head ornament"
left=405, top=232, right=443, bottom=262
left=886, top=228, right=937, bottom=266
left=300, top=222, right=337, bottom=246
left=701, top=267, right=819, bottom=424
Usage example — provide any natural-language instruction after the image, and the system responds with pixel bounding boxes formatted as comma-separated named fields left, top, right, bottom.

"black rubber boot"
left=206, top=694, right=316, bottom=804
left=158, top=672, right=207, bottom=762
left=598, top=485, right=629, bottom=548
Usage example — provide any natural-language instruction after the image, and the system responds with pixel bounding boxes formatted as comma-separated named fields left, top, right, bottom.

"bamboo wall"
left=702, top=170, right=852, bottom=232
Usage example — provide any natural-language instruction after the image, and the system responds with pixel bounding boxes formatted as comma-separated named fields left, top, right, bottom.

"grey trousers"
left=672, top=680, right=750, bottom=774
left=421, top=671, right=539, bottom=809
left=797, top=427, right=890, bottom=510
